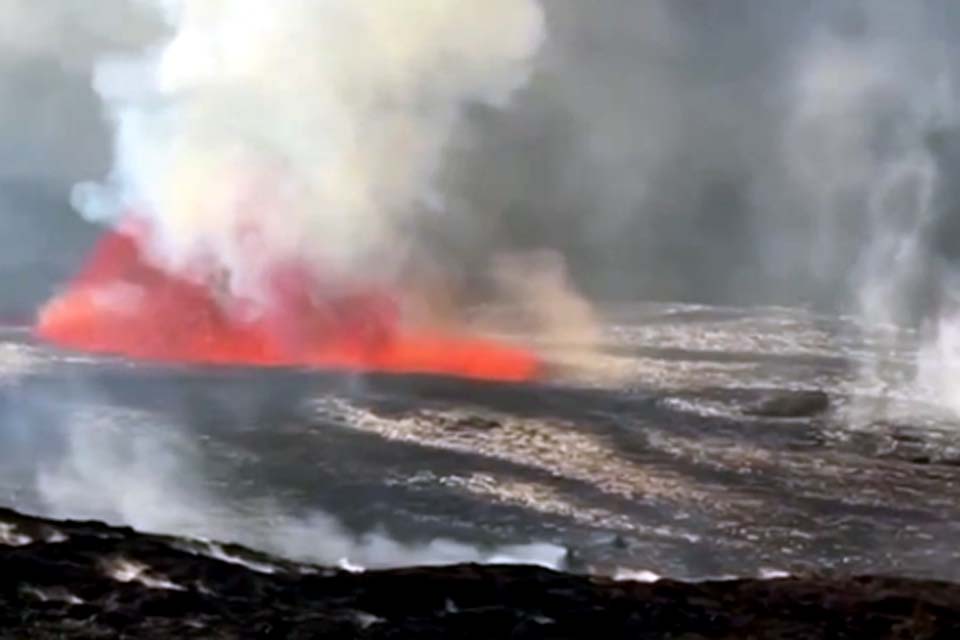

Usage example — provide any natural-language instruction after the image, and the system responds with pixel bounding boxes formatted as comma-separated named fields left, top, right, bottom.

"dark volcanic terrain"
left=3, top=506, right=960, bottom=639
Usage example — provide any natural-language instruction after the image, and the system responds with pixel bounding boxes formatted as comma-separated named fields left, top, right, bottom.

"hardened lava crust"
left=2, top=506, right=960, bottom=639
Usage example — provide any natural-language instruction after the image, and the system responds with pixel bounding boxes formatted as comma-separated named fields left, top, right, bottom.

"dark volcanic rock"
left=1, top=507, right=959, bottom=639
left=742, top=389, right=831, bottom=418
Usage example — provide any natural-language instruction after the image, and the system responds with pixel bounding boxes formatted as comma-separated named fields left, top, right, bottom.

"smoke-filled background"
left=3, top=1, right=959, bottom=322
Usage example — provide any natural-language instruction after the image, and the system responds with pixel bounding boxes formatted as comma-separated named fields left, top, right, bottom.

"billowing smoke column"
left=35, top=0, right=545, bottom=381
left=776, top=4, right=960, bottom=415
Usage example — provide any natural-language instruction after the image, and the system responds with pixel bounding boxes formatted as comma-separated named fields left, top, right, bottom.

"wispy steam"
left=772, top=3, right=960, bottom=417
left=34, top=403, right=565, bottom=570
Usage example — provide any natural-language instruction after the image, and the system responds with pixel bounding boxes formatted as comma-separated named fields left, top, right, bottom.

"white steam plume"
left=784, top=25, right=951, bottom=325
left=73, top=0, right=545, bottom=307
left=779, top=4, right=960, bottom=419
left=35, top=403, right=565, bottom=570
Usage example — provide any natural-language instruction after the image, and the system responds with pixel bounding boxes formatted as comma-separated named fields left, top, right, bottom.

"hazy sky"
left=3, top=0, right=960, bottom=318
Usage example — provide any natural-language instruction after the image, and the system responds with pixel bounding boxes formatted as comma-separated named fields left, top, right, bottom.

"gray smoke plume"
left=0, top=1, right=164, bottom=316
left=434, top=2, right=959, bottom=314
left=440, top=0, right=960, bottom=414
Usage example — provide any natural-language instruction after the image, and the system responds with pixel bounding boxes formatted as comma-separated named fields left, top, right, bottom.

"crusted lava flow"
left=34, top=225, right=538, bottom=382
left=3, top=506, right=960, bottom=639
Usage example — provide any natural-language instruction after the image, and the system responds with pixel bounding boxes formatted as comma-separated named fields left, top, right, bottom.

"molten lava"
left=35, top=226, right=539, bottom=382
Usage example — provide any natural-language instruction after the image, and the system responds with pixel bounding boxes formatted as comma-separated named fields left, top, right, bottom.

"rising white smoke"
left=73, top=0, right=545, bottom=308
left=779, top=4, right=960, bottom=420
left=784, top=24, right=951, bottom=325
left=34, top=403, right=566, bottom=570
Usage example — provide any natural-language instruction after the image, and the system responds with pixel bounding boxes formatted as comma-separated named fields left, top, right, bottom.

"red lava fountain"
left=35, top=225, right=539, bottom=382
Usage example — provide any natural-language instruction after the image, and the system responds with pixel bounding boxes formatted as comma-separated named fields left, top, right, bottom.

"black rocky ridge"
left=2, top=506, right=959, bottom=639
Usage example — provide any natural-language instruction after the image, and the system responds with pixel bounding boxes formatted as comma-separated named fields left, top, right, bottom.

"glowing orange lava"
left=35, top=226, right=539, bottom=382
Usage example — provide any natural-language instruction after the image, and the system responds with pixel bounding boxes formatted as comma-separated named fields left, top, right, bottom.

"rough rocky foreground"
left=1, top=507, right=959, bottom=639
